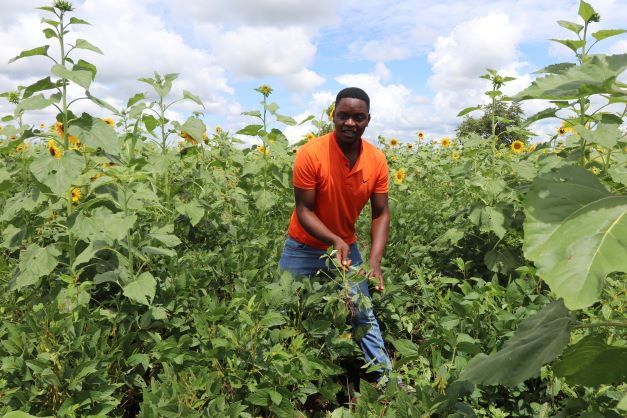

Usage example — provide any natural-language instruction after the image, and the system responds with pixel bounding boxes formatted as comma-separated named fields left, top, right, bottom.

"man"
left=279, top=87, right=392, bottom=384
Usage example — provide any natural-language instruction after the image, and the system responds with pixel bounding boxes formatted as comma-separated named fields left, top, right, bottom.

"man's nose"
left=345, top=117, right=356, bottom=126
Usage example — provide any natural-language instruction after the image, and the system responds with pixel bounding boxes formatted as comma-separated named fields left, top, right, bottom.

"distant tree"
left=455, top=101, right=525, bottom=147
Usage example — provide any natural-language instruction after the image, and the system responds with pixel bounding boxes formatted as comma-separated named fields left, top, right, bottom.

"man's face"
left=333, top=97, right=370, bottom=146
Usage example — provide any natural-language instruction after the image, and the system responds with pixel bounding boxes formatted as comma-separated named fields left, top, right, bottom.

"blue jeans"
left=279, top=237, right=392, bottom=382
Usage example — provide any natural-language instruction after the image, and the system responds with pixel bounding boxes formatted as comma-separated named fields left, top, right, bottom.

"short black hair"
left=335, top=87, right=370, bottom=111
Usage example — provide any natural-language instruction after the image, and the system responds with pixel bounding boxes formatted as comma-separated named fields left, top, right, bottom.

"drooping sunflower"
left=393, top=168, right=406, bottom=184
left=306, top=132, right=316, bottom=142
left=47, top=140, right=63, bottom=159
left=180, top=130, right=197, bottom=144
left=452, top=151, right=461, bottom=160
left=417, top=131, right=425, bottom=140
left=102, top=117, right=115, bottom=127
left=441, top=137, right=451, bottom=148
left=511, top=140, right=525, bottom=154
left=70, top=187, right=81, bottom=202
left=390, top=138, right=399, bottom=147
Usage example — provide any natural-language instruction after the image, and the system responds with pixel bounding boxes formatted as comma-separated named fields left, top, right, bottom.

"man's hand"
left=333, top=239, right=351, bottom=270
left=369, top=263, right=385, bottom=292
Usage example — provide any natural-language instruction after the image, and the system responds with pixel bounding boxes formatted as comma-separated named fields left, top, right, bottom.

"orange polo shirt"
left=287, top=132, right=389, bottom=249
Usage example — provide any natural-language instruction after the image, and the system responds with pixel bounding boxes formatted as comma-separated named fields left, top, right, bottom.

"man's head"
left=333, top=87, right=371, bottom=146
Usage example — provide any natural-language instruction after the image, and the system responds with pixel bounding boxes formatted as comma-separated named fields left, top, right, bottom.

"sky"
left=1, top=0, right=626, bottom=145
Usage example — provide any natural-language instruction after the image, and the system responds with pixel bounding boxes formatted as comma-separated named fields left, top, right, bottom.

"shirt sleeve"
left=374, top=154, right=389, bottom=193
left=293, top=146, right=318, bottom=189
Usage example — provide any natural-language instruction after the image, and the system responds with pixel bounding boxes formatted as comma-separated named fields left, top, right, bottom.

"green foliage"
left=456, top=101, right=525, bottom=146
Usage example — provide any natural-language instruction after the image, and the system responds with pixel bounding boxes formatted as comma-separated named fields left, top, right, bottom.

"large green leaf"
left=15, top=93, right=61, bottom=113
left=552, top=334, right=627, bottom=386
left=459, top=299, right=572, bottom=386
left=51, top=64, right=93, bottom=90
left=10, top=244, right=60, bottom=291
left=73, top=38, right=103, bottom=54
left=8, top=45, right=50, bottom=63
left=574, top=123, right=621, bottom=148
left=23, top=77, right=58, bottom=99
left=2, top=412, right=53, bottom=418
left=30, top=150, right=85, bottom=197
left=67, top=113, right=120, bottom=155
left=181, top=117, right=206, bottom=144
left=72, top=207, right=137, bottom=245
left=123, top=272, right=156, bottom=306
left=523, top=166, right=627, bottom=309
left=515, top=54, right=627, bottom=100
left=176, top=200, right=204, bottom=226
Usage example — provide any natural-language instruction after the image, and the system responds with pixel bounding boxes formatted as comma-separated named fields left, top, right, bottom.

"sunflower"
left=393, top=168, right=406, bottom=184
left=102, top=117, right=115, bottom=127
left=306, top=132, right=316, bottom=142
left=390, top=138, right=399, bottom=147
left=417, top=131, right=425, bottom=140
left=511, top=140, right=525, bottom=154
left=441, top=137, right=451, bottom=148
left=69, top=135, right=81, bottom=150
left=16, top=143, right=24, bottom=153
left=180, top=130, right=197, bottom=144
left=256, top=85, right=273, bottom=97
left=70, top=187, right=81, bottom=202
left=39, top=123, right=45, bottom=129
left=452, top=151, right=461, bottom=160
left=215, top=126, right=222, bottom=134
left=407, top=143, right=414, bottom=150
left=258, top=145, right=269, bottom=155
left=48, top=140, right=63, bottom=159
left=53, top=121, right=64, bottom=137
left=591, top=167, right=600, bottom=175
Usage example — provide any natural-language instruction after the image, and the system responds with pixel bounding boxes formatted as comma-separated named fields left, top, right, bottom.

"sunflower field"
left=0, top=1, right=626, bottom=417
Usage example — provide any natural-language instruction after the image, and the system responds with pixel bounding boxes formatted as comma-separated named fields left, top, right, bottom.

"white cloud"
left=282, top=68, right=325, bottom=94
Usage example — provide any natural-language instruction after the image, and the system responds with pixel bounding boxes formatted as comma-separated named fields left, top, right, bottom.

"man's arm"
left=294, top=187, right=351, bottom=267
left=369, top=192, right=390, bottom=292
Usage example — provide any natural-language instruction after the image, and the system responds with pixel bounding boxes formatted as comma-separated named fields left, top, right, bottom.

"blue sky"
left=1, top=0, right=626, bottom=145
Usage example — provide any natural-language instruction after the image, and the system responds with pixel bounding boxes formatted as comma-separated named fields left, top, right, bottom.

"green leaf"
left=609, top=157, right=627, bottom=186
left=578, top=0, right=597, bottom=22
left=553, top=335, right=627, bottom=386
left=574, top=123, right=621, bottom=148
left=8, top=45, right=50, bottom=63
left=23, top=77, right=58, bottom=99
left=618, top=393, right=627, bottom=411
left=275, top=114, right=297, bottom=126
left=260, top=311, right=286, bottom=328
left=269, top=390, right=282, bottom=406
left=592, top=29, right=627, bottom=42
left=515, top=54, right=627, bottom=100
left=237, top=124, right=263, bottom=136
left=150, top=226, right=181, bottom=247
left=534, top=63, right=577, bottom=75
left=74, top=39, right=103, bottom=54
left=550, top=39, right=585, bottom=54
left=247, top=388, right=270, bottom=406
left=30, top=150, right=85, bottom=197
left=457, top=106, right=481, bottom=117
left=142, top=114, right=158, bottom=134
left=15, top=93, right=61, bottom=113
left=176, top=200, right=204, bottom=226
left=183, top=90, right=203, bottom=107
left=51, top=64, right=93, bottom=90
left=73, top=59, right=97, bottom=80
left=557, top=20, right=584, bottom=35
left=10, top=244, right=60, bottom=291
left=392, top=339, right=420, bottom=359
left=242, top=110, right=262, bottom=118
left=460, top=300, right=572, bottom=386
left=254, top=190, right=276, bottom=211
left=67, top=113, right=121, bottom=155
left=523, top=107, right=558, bottom=127
left=141, top=246, right=176, bottom=257
left=469, top=205, right=506, bottom=239
left=523, top=166, right=627, bottom=309
left=69, top=17, right=90, bottom=25
left=127, top=93, right=145, bottom=107
left=181, top=117, right=206, bottom=144
left=2, top=412, right=53, bottom=418
left=86, top=92, right=120, bottom=115
left=42, top=28, right=57, bottom=39
left=264, top=102, right=279, bottom=115
left=72, top=207, right=137, bottom=245
left=73, top=240, right=108, bottom=268
left=123, top=272, right=156, bottom=306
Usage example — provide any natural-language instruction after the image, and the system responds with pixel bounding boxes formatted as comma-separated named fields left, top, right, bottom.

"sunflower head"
left=255, top=85, right=273, bottom=98
left=393, top=168, right=406, bottom=184
left=39, top=123, right=45, bottom=129
left=215, top=126, right=222, bottom=135
left=452, top=151, right=461, bottom=160
left=102, top=117, right=115, bottom=127
left=407, top=143, right=414, bottom=150
left=306, top=132, right=316, bottom=142
left=53, top=122, right=64, bottom=138
left=70, top=187, right=81, bottom=203
left=591, top=166, right=601, bottom=175
left=16, top=143, right=24, bottom=153
left=511, top=140, right=525, bottom=154
left=180, top=130, right=197, bottom=144
left=441, top=137, right=451, bottom=148
left=258, top=145, right=269, bottom=155
left=417, top=132, right=425, bottom=140
left=390, top=138, right=399, bottom=147
left=48, top=140, right=63, bottom=159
